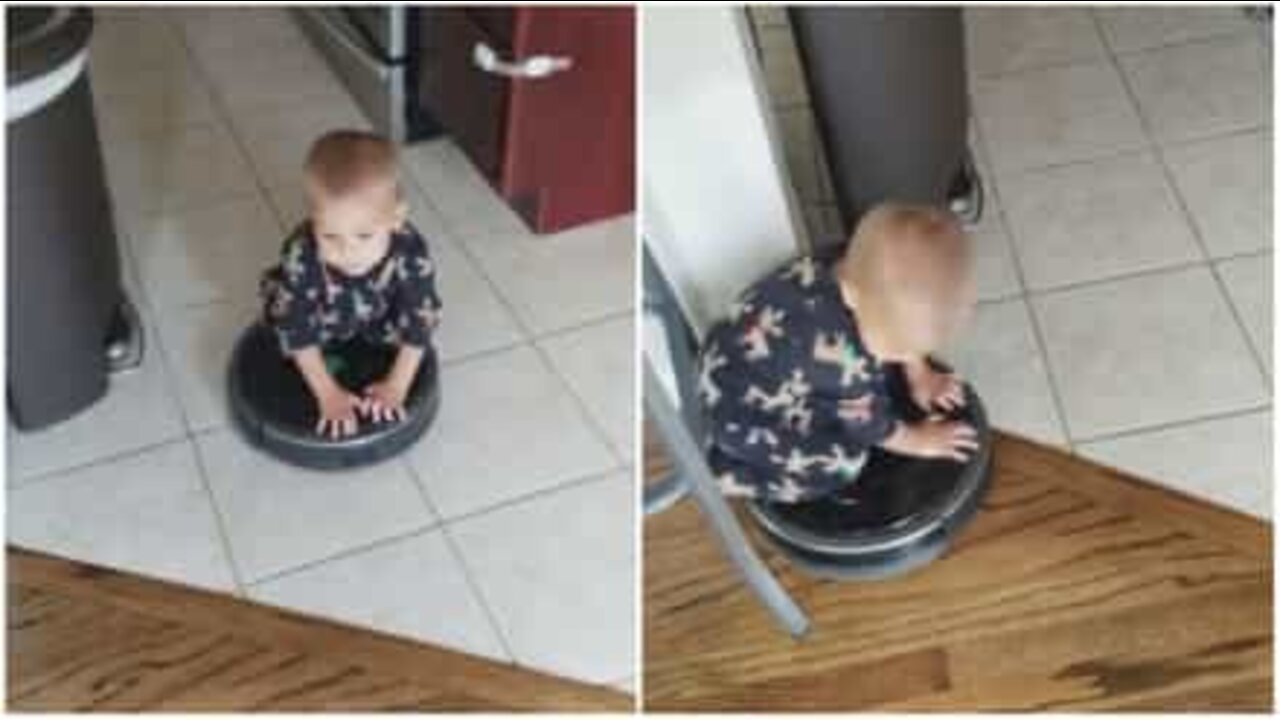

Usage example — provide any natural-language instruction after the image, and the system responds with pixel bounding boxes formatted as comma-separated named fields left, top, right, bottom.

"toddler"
left=260, top=130, right=442, bottom=439
left=698, top=202, right=978, bottom=503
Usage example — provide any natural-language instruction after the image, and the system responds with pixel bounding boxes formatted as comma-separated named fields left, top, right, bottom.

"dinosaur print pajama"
left=698, top=256, right=900, bottom=503
left=260, top=222, right=442, bottom=355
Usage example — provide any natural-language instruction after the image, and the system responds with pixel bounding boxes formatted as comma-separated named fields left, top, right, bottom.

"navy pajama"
left=698, top=256, right=900, bottom=503
left=260, top=222, right=442, bottom=355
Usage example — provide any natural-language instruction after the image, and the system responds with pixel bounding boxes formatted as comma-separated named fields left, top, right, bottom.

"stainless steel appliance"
left=292, top=7, right=440, bottom=143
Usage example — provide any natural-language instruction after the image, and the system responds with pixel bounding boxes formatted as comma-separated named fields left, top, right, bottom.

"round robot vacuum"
left=228, top=323, right=440, bottom=471
left=747, top=372, right=993, bottom=581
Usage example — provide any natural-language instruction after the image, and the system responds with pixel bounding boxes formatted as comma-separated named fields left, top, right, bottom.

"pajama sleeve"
left=260, top=231, right=325, bottom=354
left=390, top=226, right=443, bottom=348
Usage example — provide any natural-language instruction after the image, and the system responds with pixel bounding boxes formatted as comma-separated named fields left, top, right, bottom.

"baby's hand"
left=905, top=361, right=966, bottom=413
left=315, top=385, right=366, bottom=439
left=884, top=416, right=979, bottom=463
left=363, top=377, right=410, bottom=424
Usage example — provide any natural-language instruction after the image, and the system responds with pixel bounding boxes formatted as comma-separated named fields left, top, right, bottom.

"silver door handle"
left=472, top=42, right=572, bottom=79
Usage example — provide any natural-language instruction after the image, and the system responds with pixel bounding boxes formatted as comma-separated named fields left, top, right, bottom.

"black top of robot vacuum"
left=750, top=362, right=991, bottom=554
left=228, top=323, right=439, bottom=470
left=7, top=7, right=92, bottom=88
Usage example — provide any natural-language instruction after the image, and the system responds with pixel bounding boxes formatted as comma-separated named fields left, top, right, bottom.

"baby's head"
left=835, top=202, right=975, bottom=362
left=304, top=130, right=407, bottom=276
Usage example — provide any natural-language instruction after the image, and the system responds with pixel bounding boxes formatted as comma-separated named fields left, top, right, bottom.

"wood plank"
left=9, top=547, right=630, bottom=712
left=643, top=431, right=1272, bottom=711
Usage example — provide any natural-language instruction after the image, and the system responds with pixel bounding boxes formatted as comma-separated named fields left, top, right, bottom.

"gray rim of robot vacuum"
left=764, top=452, right=992, bottom=581
left=226, top=329, right=442, bottom=471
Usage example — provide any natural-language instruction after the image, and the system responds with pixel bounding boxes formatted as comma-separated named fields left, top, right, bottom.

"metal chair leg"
left=644, top=470, right=690, bottom=516
left=645, top=360, right=811, bottom=639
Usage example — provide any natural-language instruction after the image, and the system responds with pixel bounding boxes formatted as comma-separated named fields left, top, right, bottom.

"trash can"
left=7, top=7, right=140, bottom=431
left=789, top=7, right=973, bottom=247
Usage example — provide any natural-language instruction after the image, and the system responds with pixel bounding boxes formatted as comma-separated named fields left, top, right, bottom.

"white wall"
left=642, top=6, right=805, bottom=337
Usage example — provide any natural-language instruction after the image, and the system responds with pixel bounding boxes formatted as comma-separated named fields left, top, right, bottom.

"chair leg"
left=644, top=470, right=690, bottom=517
left=644, top=360, right=811, bottom=639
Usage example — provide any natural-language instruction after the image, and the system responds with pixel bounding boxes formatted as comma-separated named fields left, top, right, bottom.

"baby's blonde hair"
left=304, top=130, right=402, bottom=210
left=836, top=202, right=974, bottom=356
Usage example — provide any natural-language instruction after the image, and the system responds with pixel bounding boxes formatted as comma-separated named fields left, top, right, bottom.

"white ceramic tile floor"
left=1095, top=6, right=1257, bottom=54
left=463, top=216, right=636, bottom=336
left=1216, top=252, right=1274, bottom=377
left=972, top=61, right=1147, bottom=174
left=1030, top=266, right=1268, bottom=440
left=450, top=471, right=635, bottom=686
left=998, top=150, right=1202, bottom=291
left=124, top=193, right=283, bottom=309
left=1078, top=409, right=1272, bottom=519
left=9, top=440, right=238, bottom=592
left=969, top=178, right=1023, bottom=302
left=427, top=231, right=528, bottom=363
left=1118, top=35, right=1270, bottom=145
left=100, top=121, right=260, bottom=226
left=944, top=298, right=1068, bottom=449
left=406, top=345, right=618, bottom=521
left=8, top=7, right=634, bottom=690
left=537, top=316, right=636, bottom=460
left=956, top=6, right=1273, bottom=516
left=91, top=63, right=220, bottom=141
left=249, top=529, right=510, bottom=663
left=1163, top=129, right=1272, bottom=259
left=401, top=140, right=531, bottom=237
left=965, top=7, right=1107, bottom=78
left=197, top=430, right=437, bottom=584
left=154, top=300, right=259, bottom=432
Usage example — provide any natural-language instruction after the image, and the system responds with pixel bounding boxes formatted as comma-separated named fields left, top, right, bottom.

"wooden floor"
left=9, top=548, right=631, bottom=712
left=644, top=432, right=1273, bottom=711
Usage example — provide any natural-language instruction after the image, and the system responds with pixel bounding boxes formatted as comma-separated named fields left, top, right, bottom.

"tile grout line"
left=1022, top=254, right=1261, bottom=300
left=439, top=466, right=625, bottom=530
left=969, top=23, right=1261, bottom=84
left=186, top=432, right=251, bottom=597
left=9, top=432, right=192, bottom=490
left=386, top=456, right=522, bottom=664
left=423, top=463, right=633, bottom=677
left=243, top=517, right=444, bottom=590
left=529, top=335, right=633, bottom=467
left=166, top=14, right=290, bottom=236
left=966, top=115, right=1077, bottom=451
left=982, top=106, right=1265, bottom=185
left=435, top=521, right=521, bottom=666
left=153, top=12, right=276, bottom=598
left=374, top=456, right=522, bottom=667
left=436, top=306, right=635, bottom=371
left=1071, top=402, right=1273, bottom=447
left=245, top=465, right=619, bottom=592
left=402, top=155, right=634, bottom=468
left=974, top=246, right=1274, bottom=311
left=1091, top=8, right=1274, bottom=390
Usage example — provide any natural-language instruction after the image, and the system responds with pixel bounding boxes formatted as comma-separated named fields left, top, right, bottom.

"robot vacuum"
left=228, top=323, right=440, bottom=471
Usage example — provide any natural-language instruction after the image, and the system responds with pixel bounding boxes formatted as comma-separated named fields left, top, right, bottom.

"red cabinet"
left=417, top=7, right=634, bottom=234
